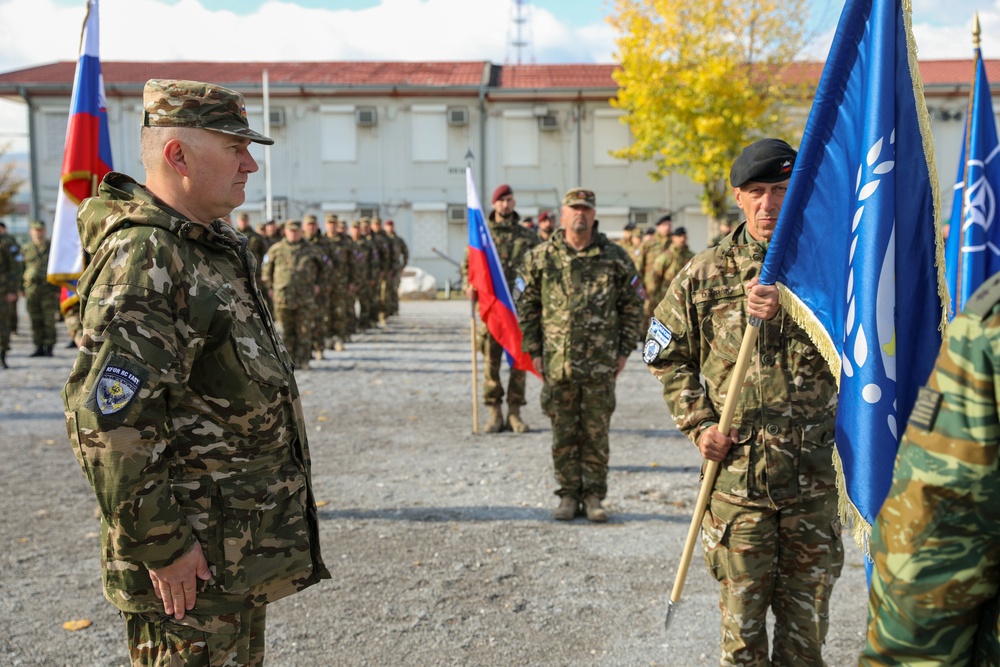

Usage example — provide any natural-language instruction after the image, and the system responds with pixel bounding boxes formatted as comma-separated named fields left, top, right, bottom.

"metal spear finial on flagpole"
left=974, top=12, right=981, bottom=49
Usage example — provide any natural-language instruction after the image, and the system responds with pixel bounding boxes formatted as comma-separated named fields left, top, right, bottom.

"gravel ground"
left=0, top=298, right=869, bottom=666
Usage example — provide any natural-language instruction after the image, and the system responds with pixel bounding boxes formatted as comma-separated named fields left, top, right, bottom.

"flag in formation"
left=945, top=45, right=1000, bottom=319
left=465, top=167, right=536, bottom=375
left=47, top=0, right=113, bottom=292
left=759, top=0, right=946, bottom=551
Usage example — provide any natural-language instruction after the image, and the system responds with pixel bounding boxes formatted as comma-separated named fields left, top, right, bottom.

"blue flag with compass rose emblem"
left=759, top=0, right=946, bottom=554
left=945, top=48, right=1000, bottom=319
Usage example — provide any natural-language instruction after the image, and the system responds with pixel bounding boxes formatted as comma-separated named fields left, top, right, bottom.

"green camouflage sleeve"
left=515, top=246, right=543, bottom=359
left=860, top=307, right=1000, bottom=665
left=646, top=263, right=720, bottom=442
left=64, top=278, right=199, bottom=570
left=615, top=253, right=644, bottom=358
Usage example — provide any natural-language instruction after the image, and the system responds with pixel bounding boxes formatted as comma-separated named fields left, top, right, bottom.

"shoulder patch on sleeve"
left=630, top=274, right=646, bottom=301
left=647, top=317, right=673, bottom=347
left=642, top=339, right=662, bottom=364
left=908, top=386, right=942, bottom=432
left=513, top=275, right=526, bottom=301
left=84, top=352, right=150, bottom=424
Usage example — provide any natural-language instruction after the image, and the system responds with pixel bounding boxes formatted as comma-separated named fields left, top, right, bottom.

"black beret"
left=656, top=213, right=673, bottom=225
left=730, top=138, right=797, bottom=188
left=670, top=226, right=687, bottom=236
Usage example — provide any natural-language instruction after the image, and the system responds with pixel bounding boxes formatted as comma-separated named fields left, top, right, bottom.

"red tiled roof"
left=0, top=60, right=997, bottom=97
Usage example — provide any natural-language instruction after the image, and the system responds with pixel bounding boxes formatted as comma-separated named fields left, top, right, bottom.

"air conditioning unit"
left=538, top=113, right=559, bottom=131
left=268, top=107, right=285, bottom=127
left=355, top=106, right=378, bottom=127
left=633, top=211, right=651, bottom=227
left=448, top=204, right=467, bottom=224
left=447, top=106, right=469, bottom=126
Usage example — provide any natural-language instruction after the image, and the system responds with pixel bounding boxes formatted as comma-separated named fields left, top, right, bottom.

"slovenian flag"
left=466, top=167, right=537, bottom=376
left=945, top=43, right=1000, bottom=319
left=47, top=0, right=113, bottom=298
left=759, top=0, right=947, bottom=552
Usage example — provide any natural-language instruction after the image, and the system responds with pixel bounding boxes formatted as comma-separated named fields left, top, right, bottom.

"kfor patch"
left=85, top=352, right=149, bottom=423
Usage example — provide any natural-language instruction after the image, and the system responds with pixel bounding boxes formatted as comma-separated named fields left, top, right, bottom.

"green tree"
left=0, top=142, right=23, bottom=217
left=609, top=0, right=812, bottom=222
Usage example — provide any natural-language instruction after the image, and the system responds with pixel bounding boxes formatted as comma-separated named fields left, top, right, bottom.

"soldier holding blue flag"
left=645, top=139, right=843, bottom=666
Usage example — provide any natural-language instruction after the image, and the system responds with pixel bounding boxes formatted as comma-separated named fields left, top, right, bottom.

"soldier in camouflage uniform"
left=636, top=214, right=673, bottom=324
left=462, top=184, right=540, bottom=433
left=0, top=221, right=17, bottom=368
left=370, top=217, right=395, bottom=326
left=859, top=272, right=1000, bottom=665
left=302, top=214, right=334, bottom=359
left=536, top=211, right=554, bottom=242
left=645, top=139, right=843, bottom=667
left=516, top=188, right=644, bottom=522
left=645, top=225, right=694, bottom=314
left=21, top=221, right=61, bottom=357
left=262, top=220, right=325, bottom=370
left=0, top=222, right=23, bottom=338
left=61, top=79, right=329, bottom=667
left=349, top=220, right=375, bottom=330
left=708, top=221, right=734, bottom=248
left=384, top=219, right=408, bottom=317
left=235, top=212, right=268, bottom=282
left=324, top=214, right=355, bottom=350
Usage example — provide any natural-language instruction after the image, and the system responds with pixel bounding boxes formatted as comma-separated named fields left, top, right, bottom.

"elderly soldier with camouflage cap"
left=21, top=220, right=61, bottom=357
left=62, top=79, right=329, bottom=667
left=516, top=188, right=643, bottom=522
left=645, top=139, right=842, bottom=666
left=462, top=184, right=540, bottom=433
left=859, top=273, right=1000, bottom=663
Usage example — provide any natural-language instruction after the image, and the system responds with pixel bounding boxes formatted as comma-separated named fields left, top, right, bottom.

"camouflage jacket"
left=645, top=222, right=838, bottom=508
left=304, top=233, right=334, bottom=294
left=647, top=243, right=694, bottom=307
left=636, top=233, right=670, bottom=289
left=861, top=274, right=1000, bottom=665
left=22, top=239, right=57, bottom=292
left=325, top=233, right=356, bottom=292
left=389, top=232, right=409, bottom=271
left=372, top=230, right=395, bottom=276
left=0, top=231, right=23, bottom=295
left=237, top=226, right=268, bottom=279
left=516, top=228, right=644, bottom=383
left=262, top=238, right=324, bottom=308
left=62, top=172, right=329, bottom=615
left=462, top=210, right=539, bottom=294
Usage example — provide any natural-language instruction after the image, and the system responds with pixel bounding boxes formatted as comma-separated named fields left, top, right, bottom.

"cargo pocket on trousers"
left=217, top=469, right=310, bottom=593
left=701, top=508, right=731, bottom=584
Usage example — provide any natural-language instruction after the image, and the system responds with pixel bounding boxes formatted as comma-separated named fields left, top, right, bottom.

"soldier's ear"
left=162, top=138, right=189, bottom=177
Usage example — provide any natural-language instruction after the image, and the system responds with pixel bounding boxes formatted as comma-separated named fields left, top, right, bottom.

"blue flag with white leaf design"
left=759, top=0, right=946, bottom=552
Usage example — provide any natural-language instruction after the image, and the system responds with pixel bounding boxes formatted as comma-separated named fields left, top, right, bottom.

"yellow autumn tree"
left=0, top=142, right=22, bottom=217
left=609, top=0, right=812, bottom=222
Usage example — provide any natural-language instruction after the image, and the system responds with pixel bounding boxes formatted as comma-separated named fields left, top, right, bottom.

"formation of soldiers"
left=0, top=220, right=63, bottom=369
left=246, top=212, right=409, bottom=370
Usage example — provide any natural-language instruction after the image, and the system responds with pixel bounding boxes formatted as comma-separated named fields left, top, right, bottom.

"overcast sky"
left=0, top=0, right=996, bottom=152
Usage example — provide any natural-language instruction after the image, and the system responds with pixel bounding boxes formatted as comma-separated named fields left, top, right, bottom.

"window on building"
left=594, top=109, right=630, bottom=166
left=41, top=110, right=69, bottom=163
left=320, top=105, right=357, bottom=162
left=503, top=110, right=538, bottom=167
left=412, top=105, right=447, bottom=162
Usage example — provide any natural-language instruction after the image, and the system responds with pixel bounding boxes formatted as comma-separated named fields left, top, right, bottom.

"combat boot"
left=0, top=350, right=7, bottom=369
left=334, top=340, right=345, bottom=352
left=506, top=405, right=529, bottom=433
left=553, top=496, right=577, bottom=521
left=29, top=345, right=45, bottom=358
left=583, top=496, right=608, bottom=523
left=44, top=345, right=54, bottom=357
left=484, top=405, right=504, bottom=433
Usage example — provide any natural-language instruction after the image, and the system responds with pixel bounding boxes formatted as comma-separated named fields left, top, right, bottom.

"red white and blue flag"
left=48, top=0, right=113, bottom=294
left=466, top=167, right=537, bottom=375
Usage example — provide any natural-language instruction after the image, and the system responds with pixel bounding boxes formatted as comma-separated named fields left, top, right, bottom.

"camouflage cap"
left=142, top=79, right=274, bottom=146
left=303, top=214, right=318, bottom=224
left=325, top=213, right=339, bottom=223
left=285, top=220, right=302, bottom=231
left=29, top=220, right=46, bottom=231
left=562, top=188, right=596, bottom=209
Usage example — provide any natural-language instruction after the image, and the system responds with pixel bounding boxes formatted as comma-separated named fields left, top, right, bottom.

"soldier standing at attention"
left=462, top=184, right=540, bottom=433
left=262, top=220, right=324, bottom=370
left=646, top=225, right=695, bottom=314
left=645, top=139, right=842, bottom=666
left=61, top=79, right=329, bottom=666
left=536, top=211, right=555, bottom=242
left=21, top=221, right=61, bottom=357
left=384, top=219, right=408, bottom=317
left=859, top=275, right=1000, bottom=663
left=234, top=212, right=267, bottom=275
left=302, top=214, right=333, bottom=360
left=369, top=216, right=395, bottom=327
left=516, top=188, right=643, bottom=522
left=709, top=220, right=734, bottom=247
left=325, top=214, right=355, bottom=350
left=0, top=221, right=16, bottom=368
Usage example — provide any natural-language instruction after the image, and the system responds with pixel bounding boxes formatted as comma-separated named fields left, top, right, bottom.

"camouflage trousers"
left=540, top=378, right=615, bottom=500
left=357, top=284, right=375, bottom=329
left=387, top=271, right=401, bottom=316
left=480, top=327, right=525, bottom=407
left=25, top=286, right=60, bottom=346
left=312, top=291, right=330, bottom=354
left=328, top=289, right=352, bottom=342
left=0, top=294, right=11, bottom=352
left=701, top=496, right=844, bottom=667
left=125, top=606, right=266, bottom=667
left=274, top=305, right=314, bottom=367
